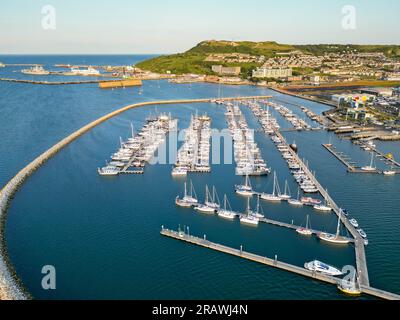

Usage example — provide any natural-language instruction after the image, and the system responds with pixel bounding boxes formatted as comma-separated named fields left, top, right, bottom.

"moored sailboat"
left=260, top=171, right=281, bottom=202
left=318, top=210, right=351, bottom=245
left=217, top=195, right=237, bottom=220
left=296, top=215, right=313, bottom=236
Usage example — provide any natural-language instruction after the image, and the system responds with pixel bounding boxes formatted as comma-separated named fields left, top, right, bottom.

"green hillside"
left=136, top=40, right=400, bottom=77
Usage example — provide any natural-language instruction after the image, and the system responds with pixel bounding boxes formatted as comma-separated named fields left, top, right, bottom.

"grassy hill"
left=136, top=40, right=400, bottom=77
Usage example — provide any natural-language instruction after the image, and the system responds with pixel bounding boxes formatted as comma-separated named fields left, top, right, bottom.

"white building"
left=252, top=67, right=292, bottom=79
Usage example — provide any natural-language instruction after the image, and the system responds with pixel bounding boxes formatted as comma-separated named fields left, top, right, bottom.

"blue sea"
left=0, top=55, right=399, bottom=299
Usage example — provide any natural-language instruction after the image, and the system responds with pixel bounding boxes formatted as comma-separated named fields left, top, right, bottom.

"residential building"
left=211, top=65, right=241, bottom=76
left=252, top=67, right=292, bottom=79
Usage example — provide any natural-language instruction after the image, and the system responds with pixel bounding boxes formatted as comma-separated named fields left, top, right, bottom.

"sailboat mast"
left=272, top=172, right=276, bottom=196
left=131, top=122, right=135, bottom=138
left=184, top=182, right=187, bottom=198
left=336, top=210, right=342, bottom=238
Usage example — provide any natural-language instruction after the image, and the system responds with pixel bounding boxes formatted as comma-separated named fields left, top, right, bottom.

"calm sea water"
left=1, top=55, right=399, bottom=299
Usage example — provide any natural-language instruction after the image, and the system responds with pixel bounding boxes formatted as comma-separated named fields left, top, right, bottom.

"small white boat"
left=383, top=170, right=396, bottom=176
left=357, top=229, right=367, bottom=239
left=304, top=260, right=343, bottom=276
left=98, top=165, right=119, bottom=176
left=349, top=219, right=359, bottom=228
left=314, top=204, right=332, bottom=212
left=172, top=166, right=188, bottom=176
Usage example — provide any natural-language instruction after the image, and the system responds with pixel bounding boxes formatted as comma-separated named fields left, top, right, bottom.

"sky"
left=1, top=0, right=400, bottom=54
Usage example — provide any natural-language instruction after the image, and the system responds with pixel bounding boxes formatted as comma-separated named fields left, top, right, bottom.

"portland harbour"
left=0, top=54, right=399, bottom=300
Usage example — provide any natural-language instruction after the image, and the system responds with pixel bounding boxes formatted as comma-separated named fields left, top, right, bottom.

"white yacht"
left=349, top=219, right=359, bottom=228
left=313, top=204, right=332, bottom=212
left=304, top=260, right=343, bottom=276
left=172, top=166, right=188, bottom=176
left=98, top=166, right=119, bottom=176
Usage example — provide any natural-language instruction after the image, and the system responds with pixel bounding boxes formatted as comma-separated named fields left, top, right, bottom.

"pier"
left=322, top=144, right=357, bottom=171
left=0, top=95, right=271, bottom=300
left=0, top=77, right=117, bottom=85
left=369, top=145, right=400, bottom=169
left=161, top=227, right=400, bottom=300
left=275, top=131, right=370, bottom=287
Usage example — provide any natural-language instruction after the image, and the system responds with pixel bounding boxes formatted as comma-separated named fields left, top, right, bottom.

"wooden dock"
left=161, top=228, right=400, bottom=300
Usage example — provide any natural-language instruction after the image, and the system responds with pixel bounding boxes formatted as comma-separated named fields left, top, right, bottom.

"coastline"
left=0, top=95, right=271, bottom=300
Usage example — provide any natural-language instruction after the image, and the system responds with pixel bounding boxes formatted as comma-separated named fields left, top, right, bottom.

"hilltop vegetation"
left=136, top=40, right=400, bottom=77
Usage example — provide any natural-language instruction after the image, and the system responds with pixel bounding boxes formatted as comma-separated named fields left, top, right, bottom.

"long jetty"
left=161, top=228, right=400, bottom=300
left=0, top=78, right=115, bottom=85
left=274, top=131, right=370, bottom=288
left=0, top=95, right=271, bottom=300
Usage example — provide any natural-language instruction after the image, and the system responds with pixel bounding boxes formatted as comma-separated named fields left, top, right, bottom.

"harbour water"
left=1, top=55, right=399, bottom=299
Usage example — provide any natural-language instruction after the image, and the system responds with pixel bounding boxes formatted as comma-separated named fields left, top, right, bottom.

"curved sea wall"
left=0, top=95, right=271, bottom=300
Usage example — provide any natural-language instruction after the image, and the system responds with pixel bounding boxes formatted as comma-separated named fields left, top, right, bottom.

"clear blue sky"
left=1, top=0, right=399, bottom=54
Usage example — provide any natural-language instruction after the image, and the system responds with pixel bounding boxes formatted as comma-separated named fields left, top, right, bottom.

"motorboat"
left=304, top=260, right=343, bottom=276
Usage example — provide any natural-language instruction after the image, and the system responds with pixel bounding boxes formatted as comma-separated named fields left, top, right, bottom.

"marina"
left=1, top=57, right=399, bottom=300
